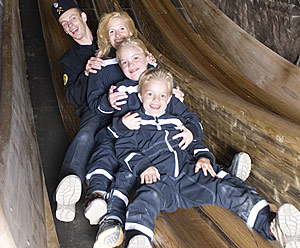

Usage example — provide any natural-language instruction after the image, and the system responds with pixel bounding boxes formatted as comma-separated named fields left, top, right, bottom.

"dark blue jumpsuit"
left=85, top=75, right=203, bottom=198
left=113, top=110, right=276, bottom=244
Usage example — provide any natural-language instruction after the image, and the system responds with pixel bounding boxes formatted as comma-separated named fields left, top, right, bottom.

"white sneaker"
left=127, top=235, right=151, bottom=248
left=228, top=152, right=251, bottom=181
left=84, top=193, right=107, bottom=225
left=270, top=204, right=300, bottom=248
left=55, top=175, right=82, bottom=222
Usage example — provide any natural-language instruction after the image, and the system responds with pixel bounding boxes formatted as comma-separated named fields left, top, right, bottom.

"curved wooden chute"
left=126, top=0, right=300, bottom=125
left=0, top=0, right=58, bottom=247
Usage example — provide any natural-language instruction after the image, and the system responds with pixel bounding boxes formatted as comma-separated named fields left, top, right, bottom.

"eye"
left=71, top=16, right=77, bottom=21
left=134, top=56, right=140, bottom=61
left=121, top=61, right=127, bottom=66
left=120, top=26, right=126, bottom=32
left=161, top=94, right=167, bottom=98
left=108, top=30, right=115, bottom=35
left=147, top=92, right=152, bottom=96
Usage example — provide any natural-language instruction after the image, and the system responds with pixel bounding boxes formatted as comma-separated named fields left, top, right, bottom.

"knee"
left=75, top=130, right=94, bottom=143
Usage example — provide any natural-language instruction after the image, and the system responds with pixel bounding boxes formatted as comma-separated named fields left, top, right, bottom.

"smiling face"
left=107, top=17, right=132, bottom=49
left=59, top=8, right=90, bottom=44
left=118, top=44, right=149, bottom=81
left=139, top=79, right=172, bottom=117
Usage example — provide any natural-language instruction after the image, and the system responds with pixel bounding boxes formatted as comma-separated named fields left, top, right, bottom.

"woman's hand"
left=109, top=85, right=128, bottom=110
left=173, top=86, right=184, bottom=102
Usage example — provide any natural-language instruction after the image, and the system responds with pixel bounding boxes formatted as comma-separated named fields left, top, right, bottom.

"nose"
left=67, top=21, right=73, bottom=28
left=153, top=95, right=159, bottom=101
left=115, top=30, right=120, bottom=38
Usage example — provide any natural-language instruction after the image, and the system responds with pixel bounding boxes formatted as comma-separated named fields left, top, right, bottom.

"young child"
left=97, top=68, right=300, bottom=248
left=91, top=39, right=251, bottom=247
left=84, top=37, right=202, bottom=226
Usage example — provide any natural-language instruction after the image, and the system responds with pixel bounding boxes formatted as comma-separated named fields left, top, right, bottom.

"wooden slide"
left=128, top=0, right=300, bottom=125
left=1, top=0, right=298, bottom=247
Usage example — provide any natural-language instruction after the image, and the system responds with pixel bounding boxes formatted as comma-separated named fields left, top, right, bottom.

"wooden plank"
left=130, top=0, right=300, bottom=125
left=0, top=0, right=50, bottom=247
left=37, top=0, right=79, bottom=140
left=181, top=0, right=300, bottom=125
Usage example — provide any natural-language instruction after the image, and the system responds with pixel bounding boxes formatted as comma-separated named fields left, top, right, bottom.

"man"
left=51, top=0, right=108, bottom=222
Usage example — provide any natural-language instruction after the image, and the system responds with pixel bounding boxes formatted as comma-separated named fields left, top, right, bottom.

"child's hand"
left=146, top=51, right=157, bottom=65
left=122, top=112, right=141, bottom=130
left=109, top=85, right=128, bottom=110
left=84, top=51, right=105, bottom=76
left=173, top=86, right=184, bottom=102
left=173, top=125, right=193, bottom=150
left=140, top=166, right=160, bottom=184
left=195, top=157, right=217, bottom=177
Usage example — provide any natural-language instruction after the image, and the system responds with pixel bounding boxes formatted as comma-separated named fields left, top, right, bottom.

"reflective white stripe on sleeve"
left=107, top=126, right=119, bottom=138
left=125, top=153, right=140, bottom=172
left=194, top=148, right=209, bottom=156
left=103, top=58, right=118, bottom=66
left=217, top=170, right=228, bottom=178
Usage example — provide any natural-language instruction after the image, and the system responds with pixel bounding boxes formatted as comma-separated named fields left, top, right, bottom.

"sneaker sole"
left=231, top=152, right=251, bottom=181
left=278, top=204, right=300, bottom=248
left=55, top=175, right=82, bottom=222
left=93, top=225, right=123, bottom=248
left=84, top=198, right=107, bottom=225
left=127, top=235, right=151, bottom=248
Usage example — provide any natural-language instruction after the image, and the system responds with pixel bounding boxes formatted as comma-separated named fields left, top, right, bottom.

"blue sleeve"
left=87, top=68, right=114, bottom=115
left=167, top=96, right=204, bottom=141
left=189, top=141, right=216, bottom=165
left=60, top=59, right=88, bottom=107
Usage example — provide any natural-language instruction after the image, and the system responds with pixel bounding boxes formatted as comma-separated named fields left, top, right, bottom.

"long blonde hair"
left=97, top=11, right=138, bottom=57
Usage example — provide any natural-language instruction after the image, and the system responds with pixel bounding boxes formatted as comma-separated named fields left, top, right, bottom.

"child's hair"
left=116, top=37, right=148, bottom=63
left=139, top=68, right=173, bottom=96
left=96, top=11, right=138, bottom=57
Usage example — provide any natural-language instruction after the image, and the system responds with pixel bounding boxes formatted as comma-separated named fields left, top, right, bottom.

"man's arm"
left=60, top=59, right=88, bottom=107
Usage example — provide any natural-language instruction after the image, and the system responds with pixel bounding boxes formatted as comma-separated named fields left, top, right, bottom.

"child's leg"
left=84, top=128, right=120, bottom=225
left=93, top=166, right=137, bottom=248
left=55, top=110, right=102, bottom=222
left=125, top=178, right=174, bottom=246
left=176, top=167, right=275, bottom=240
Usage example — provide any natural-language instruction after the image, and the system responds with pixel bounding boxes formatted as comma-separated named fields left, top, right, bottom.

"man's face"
left=59, top=8, right=87, bottom=43
left=107, top=17, right=132, bottom=49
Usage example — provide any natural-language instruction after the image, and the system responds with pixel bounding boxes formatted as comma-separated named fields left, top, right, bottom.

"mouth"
left=150, top=104, right=160, bottom=110
left=71, top=27, right=78, bottom=35
left=114, top=38, right=124, bottom=46
left=130, top=67, right=139, bottom=74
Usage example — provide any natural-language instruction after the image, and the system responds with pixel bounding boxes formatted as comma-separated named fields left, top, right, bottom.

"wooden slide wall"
left=0, top=0, right=58, bottom=247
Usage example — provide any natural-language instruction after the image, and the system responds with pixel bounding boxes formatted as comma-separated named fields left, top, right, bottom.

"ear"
left=81, top=12, right=87, bottom=22
left=167, top=95, right=172, bottom=104
left=138, top=93, right=142, bottom=102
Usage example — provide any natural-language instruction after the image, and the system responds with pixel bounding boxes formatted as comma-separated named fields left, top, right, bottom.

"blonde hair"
left=97, top=11, right=138, bottom=57
left=116, top=37, right=148, bottom=62
left=139, top=68, right=173, bottom=96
